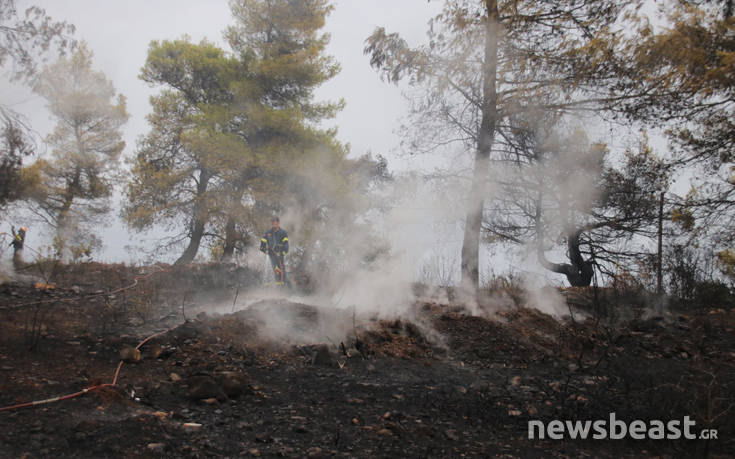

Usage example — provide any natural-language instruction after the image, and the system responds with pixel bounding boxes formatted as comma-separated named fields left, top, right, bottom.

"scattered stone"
left=382, top=411, right=391, bottom=420
left=249, top=448, right=261, bottom=457
left=34, top=281, right=55, bottom=290
left=147, top=344, right=163, bottom=359
left=377, top=428, right=393, bottom=437
left=510, top=376, right=521, bottom=386
left=186, top=375, right=227, bottom=401
left=508, top=409, right=522, bottom=416
left=201, top=398, right=219, bottom=405
left=169, top=372, right=182, bottom=382
left=147, top=443, right=165, bottom=452
left=119, top=346, right=141, bottom=363
left=217, top=371, right=251, bottom=397
left=182, top=423, right=202, bottom=432
left=307, top=446, right=323, bottom=457
left=351, top=418, right=359, bottom=425
left=175, top=321, right=200, bottom=340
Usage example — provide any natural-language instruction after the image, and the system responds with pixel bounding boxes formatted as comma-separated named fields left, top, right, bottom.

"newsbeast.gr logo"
left=528, top=413, right=718, bottom=440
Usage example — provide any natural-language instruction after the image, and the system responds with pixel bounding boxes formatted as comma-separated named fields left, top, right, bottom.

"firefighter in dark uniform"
left=260, top=217, right=290, bottom=286
left=10, top=226, right=26, bottom=269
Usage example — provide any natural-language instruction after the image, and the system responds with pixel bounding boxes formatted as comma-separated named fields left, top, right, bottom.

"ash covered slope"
left=0, top=264, right=733, bottom=457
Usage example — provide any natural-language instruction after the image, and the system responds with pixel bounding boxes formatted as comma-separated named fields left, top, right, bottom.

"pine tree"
left=365, top=0, right=644, bottom=290
left=124, top=39, right=238, bottom=263
left=28, top=43, right=128, bottom=256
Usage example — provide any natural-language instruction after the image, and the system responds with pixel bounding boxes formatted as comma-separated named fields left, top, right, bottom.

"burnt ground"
left=0, top=263, right=734, bottom=458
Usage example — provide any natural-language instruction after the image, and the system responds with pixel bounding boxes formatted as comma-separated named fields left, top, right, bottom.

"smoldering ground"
left=180, top=113, right=643, bottom=350
left=179, top=169, right=476, bottom=348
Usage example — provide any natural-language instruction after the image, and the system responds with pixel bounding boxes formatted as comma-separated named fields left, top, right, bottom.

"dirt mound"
left=356, top=319, right=435, bottom=359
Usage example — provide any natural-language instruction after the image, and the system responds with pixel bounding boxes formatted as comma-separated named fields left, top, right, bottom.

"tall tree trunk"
left=220, top=174, right=251, bottom=263
left=57, top=194, right=74, bottom=234
left=176, top=217, right=206, bottom=265
left=535, top=193, right=593, bottom=288
left=221, top=217, right=238, bottom=262
left=175, top=168, right=211, bottom=265
left=537, top=228, right=594, bottom=287
left=460, top=0, right=499, bottom=291
left=56, top=167, right=81, bottom=241
left=656, top=191, right=664, bottom=294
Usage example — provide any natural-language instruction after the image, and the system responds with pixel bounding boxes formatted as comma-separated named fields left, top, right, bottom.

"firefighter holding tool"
left=260, top=217, right=290, bottom=287
left=10, top=226, right=27, bottom=269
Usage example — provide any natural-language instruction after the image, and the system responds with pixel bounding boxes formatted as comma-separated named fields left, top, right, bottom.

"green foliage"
left=24, top=43, right=127, bottom=257
left=0, top=119, right=34, bottom=206
left=672, top=207, right=696, bottom=231
left=124, top=40, right=238, bottom=233
left=52, top=234, right=95, bottom=264
left=225, top=0, right=342, bottom=119
left=513, top=126, right=668, bottom=284
left=126, top=1, right=354, bottom=264
left=622, top=2, right=735, bottom=247
left=140, top=38, right=238, bottom=105
left=0, top=1, right=75, bottom=206
left=625, top=4, right=735, bottom=168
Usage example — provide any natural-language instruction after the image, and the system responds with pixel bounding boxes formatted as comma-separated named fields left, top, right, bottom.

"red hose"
left=0, top=325, right=178, bottom=413
left=7, top=265, right=171, bottom=309
left=0, top=384, right=114, bottom=412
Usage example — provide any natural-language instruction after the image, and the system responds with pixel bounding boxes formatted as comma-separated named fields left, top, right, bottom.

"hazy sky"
left=3, top=0, right=443, bottom=262
left=1, top=1, right=674, bottom=282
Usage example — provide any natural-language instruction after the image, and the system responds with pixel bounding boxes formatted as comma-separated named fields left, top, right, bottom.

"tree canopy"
left=25, top=43, right=128, bottom=257
left=0, top=0, right=75, bottom=207
left=365, top=0, right=650, bottom=290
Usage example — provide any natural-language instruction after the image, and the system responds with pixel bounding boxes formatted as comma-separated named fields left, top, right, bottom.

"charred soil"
left=0, top=263, right=733, bottom=458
